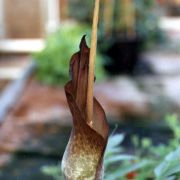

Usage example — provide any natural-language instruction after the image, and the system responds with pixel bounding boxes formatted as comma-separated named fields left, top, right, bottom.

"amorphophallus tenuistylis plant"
left=61, top=0, right=109, bottom=179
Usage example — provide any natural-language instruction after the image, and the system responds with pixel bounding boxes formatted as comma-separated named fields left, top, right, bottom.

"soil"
left=0, top=77, right=71, bottom=176
left=0, top=76, right=71, bottom=159
left=10, top=77, right=69, bottom=123
left=0, top=80, right=10, bottom=93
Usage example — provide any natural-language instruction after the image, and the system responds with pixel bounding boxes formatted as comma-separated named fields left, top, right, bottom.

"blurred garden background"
left=0, top=0, right=180, bottom=179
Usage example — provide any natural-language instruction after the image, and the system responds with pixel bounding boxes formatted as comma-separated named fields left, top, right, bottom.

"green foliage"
left=155, top=147, right=180, bottom=180
left=33, top=23, right=106, bottom=86
left=104, top=134, right=151, bottom=180
left=112, top=0, right=164, bottom=49
left=41, top=115, right=180, bottom=179
left=134, top=0, right=165, bottom=49
left=130, top=114, right=180, bottom=180
left=103, top=115, right=180, bottom=180
left=68, top=0, right=94, bottom=23
left=41, top=165, right=63, bottom=180
left=67, top=0, right=164, bottom=50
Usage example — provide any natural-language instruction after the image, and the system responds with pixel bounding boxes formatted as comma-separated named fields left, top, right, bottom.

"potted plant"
left=100, top=0, right=163, bottom=75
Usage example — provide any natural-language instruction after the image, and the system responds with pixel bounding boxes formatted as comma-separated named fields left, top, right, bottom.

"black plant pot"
left=167, top=5, right=180, bottom=16
left=102, top=36, right=140, bottom=75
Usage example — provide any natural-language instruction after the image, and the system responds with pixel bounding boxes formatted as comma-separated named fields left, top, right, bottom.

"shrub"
left=33, top=23, right=106, bottom=86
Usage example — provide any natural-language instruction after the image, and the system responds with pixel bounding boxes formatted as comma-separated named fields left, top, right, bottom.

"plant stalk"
left=87, top=0, right=100, bottom=127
